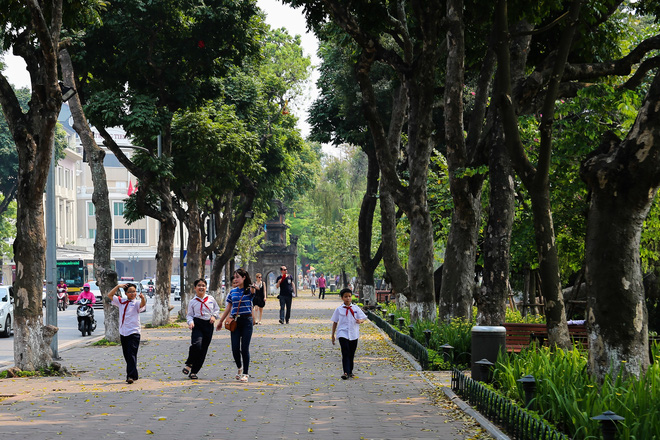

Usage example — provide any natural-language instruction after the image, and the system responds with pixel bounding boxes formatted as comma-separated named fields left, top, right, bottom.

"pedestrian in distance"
left=318, top=273, right=326, bottom=299
left=331, top=288, right=367, bottom=380
left=183, top=278, right=220, bottom=380
left=108, top=283, right=147, bottom=384
left=276, top=265, right=296, bottom=324
left=309, top=273, right=317, bottom=297
left=252, top=273, right=266, bottom=325
left=217, top=268, right=256, bottom=382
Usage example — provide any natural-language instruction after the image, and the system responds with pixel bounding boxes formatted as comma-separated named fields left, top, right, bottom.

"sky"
left=1, top=0, right=337, bottom=156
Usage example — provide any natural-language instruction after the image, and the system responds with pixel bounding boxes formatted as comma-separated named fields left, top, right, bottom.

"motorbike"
left=76, top=298, right=97, bottom=336
left=57, top=287, right=68, bottom=311
left=146, top=285, right=155, bottom=298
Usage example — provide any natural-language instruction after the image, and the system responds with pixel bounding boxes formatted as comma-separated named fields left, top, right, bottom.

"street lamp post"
left=128, top=254, right=139, bottom=278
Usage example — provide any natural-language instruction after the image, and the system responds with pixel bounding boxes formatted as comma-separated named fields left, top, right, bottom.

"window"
left=87, top=202, right=95, bottom=216
left=114, top=229, right=146, bottom=244
left=64, top=169, right=71, bottom=189
left=114, top=202, right=125, bottom=216
left=89, top=229, right=96, bottom=239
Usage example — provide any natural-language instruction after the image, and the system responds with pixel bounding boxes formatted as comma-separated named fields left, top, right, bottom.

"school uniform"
left=112, top=296, right=146, bottom=381
left=226, top=287, right=254, bottom=375
left=331, top=304, right=367, bottom=376
left=185, top=294, right=221, bottom=375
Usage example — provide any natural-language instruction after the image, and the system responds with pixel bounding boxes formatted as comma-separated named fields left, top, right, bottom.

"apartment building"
left=1, top=104, right=187, bottom=284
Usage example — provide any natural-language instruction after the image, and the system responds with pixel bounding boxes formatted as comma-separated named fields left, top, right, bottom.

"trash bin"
left=471, top=326, right=506, bottom=382
left=330, top=284, right=336, bottom=292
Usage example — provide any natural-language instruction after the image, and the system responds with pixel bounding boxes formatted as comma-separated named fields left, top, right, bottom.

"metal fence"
left=451, top=368, right=568, bottom=440
left=366, top=310, right=428, bottom=369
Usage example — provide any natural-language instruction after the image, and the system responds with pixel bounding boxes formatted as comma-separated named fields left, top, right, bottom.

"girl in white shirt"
left=331, top=288, right=367, bottom=380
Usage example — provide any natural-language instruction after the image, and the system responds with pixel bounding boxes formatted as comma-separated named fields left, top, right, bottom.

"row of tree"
left=282, top=0, right=660, bottom=382
left=0, top=0, right=317, bottom=371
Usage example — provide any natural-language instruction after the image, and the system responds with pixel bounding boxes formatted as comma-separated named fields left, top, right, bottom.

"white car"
left=0, top=285, right=13, bottom=337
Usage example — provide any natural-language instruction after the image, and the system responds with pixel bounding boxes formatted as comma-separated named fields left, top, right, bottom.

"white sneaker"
left=240, top=374, right=249, bottom=382
left=236, top=368, right=243, bottom=380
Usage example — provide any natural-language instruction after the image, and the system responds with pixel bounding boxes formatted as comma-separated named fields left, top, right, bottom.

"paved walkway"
left=0, top=294, right=491, bottom=439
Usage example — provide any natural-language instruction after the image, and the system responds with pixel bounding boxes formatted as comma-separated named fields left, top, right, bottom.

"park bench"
left=504, top=322, right=588, bottom=353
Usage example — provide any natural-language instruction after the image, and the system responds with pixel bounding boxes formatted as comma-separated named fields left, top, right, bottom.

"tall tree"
left=59, top=49, right=119, bottom=341
left=287, top=0, right=444, bottom=321
left=73, top=0, right=262, bottom=325
left=0, top=0, right=64, bottom=369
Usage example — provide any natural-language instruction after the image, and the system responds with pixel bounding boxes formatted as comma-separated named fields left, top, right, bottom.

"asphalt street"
left=0, top=294, right=182, bottom=368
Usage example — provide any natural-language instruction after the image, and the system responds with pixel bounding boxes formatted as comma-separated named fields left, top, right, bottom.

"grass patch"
left=144, top=322, right=183, bottom=329
left=1, top=364, right=71, bottom=379
left=92, top=338, right=119, bottom=346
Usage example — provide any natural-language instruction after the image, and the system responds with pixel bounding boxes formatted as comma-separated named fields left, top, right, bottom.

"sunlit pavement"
left=0, top=292, right=490, bottom=440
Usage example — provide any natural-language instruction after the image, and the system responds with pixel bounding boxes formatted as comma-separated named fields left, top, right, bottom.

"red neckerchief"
left=119, top=298, right=131, bottom=326
left=195, top=296, right=212, bottom=315
left=343, top=305, right=356, bottom=319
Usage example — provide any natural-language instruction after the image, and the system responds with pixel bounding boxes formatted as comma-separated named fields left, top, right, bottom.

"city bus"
left=56, top=258, right=116, bottom=303
left=56, top=259, right=89, bottom=303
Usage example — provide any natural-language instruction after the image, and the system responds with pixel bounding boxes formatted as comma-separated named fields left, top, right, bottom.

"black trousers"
left=186, top=318, right=214, bottom=374
left=231, top=316, right=253, bottom=374
left=319, top=287, right=326, bottom=299
left=120, top=333, right=141, bottom=380
left=279, top=295, right=292, bottom=322
left=338, top=337, right=358, bottom=375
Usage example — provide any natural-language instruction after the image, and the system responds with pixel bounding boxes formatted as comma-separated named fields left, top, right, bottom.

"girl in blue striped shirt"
left=217, top=268, right=255, bottom=382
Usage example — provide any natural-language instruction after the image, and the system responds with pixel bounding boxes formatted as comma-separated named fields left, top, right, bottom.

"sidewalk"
left=0, top=294, right=492, bottom=439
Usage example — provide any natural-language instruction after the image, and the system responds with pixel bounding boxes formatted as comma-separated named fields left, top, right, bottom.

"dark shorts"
left=253, top=295, right=265, bottom=308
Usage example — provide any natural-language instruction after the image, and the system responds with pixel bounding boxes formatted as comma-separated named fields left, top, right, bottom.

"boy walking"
left=331, top=288, right=367, bottom=379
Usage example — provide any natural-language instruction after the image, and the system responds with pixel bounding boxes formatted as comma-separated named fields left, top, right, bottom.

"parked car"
left=88, top=282, right=104, bottom=309
left=0, top=285, right=13, bottom=337
left=170, top=275, right=180, bottom=293
left=173, top=285, right=181, bottom=301
left=120, top=276, right=135, bottom=282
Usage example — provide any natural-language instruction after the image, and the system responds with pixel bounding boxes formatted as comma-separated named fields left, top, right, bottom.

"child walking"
left=331, top=288, right=367, bottom=380
left=183, top=278, right=220, bottom=380
left=108, top=283, right=147, bottom=384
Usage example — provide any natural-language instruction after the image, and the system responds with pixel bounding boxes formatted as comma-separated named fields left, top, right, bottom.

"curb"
left=368, top=319, right=510, bottom=440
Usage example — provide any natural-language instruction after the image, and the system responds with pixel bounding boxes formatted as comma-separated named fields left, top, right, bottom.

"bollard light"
left=440, top=343, right=454, bottom=364
left=388, top=313, right=396, bottom=325
left=423, top=329, right=432, bottom=347
left=397, top=317, right=405, bottom=330
left=408, top=324, right=415, bottom=336
left=516, top=375, right=539, bottom=409
left=475, top=358, right=495, bottom=383
left=591, top=411, right=625, bottom=440
left=364, top=299, right=370, bottom=307
left=381, top=309, right=387, bottom=318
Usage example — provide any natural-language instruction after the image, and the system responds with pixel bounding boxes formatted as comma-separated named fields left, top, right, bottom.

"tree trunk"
left=180, top=199, right=203, bottom=320
left=581, top=71, right=660, bottom=380
left=379, top=183, right=409, bottom=303
left=477, top=126, right=514, bottom=326
left=152, top=216, right=176, bottom=326
left=59, top=49, right=119, bottom=341
left=0, top=1, right=64, bottom=370
left=357, top=145, right=382, bottom=307
left=494, top=0, right=581, bottom=349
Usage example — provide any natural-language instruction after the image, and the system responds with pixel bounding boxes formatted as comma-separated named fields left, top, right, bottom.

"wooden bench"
left=504, top=323, right=588, bottom=352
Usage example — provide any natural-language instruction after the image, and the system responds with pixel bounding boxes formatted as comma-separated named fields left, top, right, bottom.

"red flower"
left=198, top=40, right=205, bottom=49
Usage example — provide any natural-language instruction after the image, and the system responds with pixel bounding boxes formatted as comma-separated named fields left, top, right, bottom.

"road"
left=0, top=294, right=182, bottom=368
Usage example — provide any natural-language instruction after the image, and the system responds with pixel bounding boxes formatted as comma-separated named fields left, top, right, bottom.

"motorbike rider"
left=76, top=283, right=96, bottom=305
left=57, top=279, right=68, bottom=295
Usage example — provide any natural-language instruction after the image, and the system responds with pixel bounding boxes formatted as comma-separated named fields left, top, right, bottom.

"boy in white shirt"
left=108, top=283, right=147, bottom=384
left=331, top=288, right=367, bottom=380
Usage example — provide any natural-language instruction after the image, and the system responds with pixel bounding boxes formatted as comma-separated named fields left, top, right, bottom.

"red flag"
left=127, top=181, right=133, bottom=196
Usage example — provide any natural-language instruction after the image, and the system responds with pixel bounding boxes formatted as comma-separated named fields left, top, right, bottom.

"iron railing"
left=366, top=310, right=428, bottom=369
left=451, top=368, right=568, bottom=440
